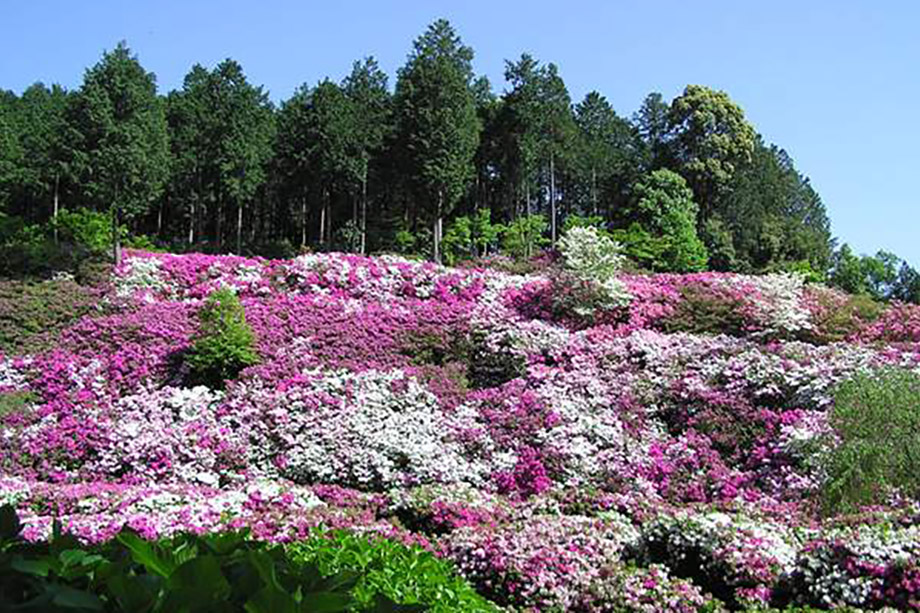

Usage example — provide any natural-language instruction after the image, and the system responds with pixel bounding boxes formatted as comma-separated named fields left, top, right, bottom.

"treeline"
left=0, top=19, right=916, bottom=299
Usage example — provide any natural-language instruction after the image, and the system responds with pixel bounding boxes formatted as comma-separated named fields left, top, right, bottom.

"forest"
left=0, top=19, right=917, bottom=302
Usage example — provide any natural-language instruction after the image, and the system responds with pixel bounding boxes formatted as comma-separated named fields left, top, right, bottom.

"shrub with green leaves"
left=51, top=208, right=113, bottom=255
left=820, top=368, right=920, bottom=515
left=0, top=505, right=423, bottom=613
left=287, top=530, right=497, bottom=612
left=186, top=288, right=259, bottom=388
left=501, top=214, right=548, bottom=260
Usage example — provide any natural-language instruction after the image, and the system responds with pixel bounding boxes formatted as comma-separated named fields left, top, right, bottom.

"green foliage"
left=501, top=214, right=548, bottom=259
left=186, top=288, right=259, bottom=389
left=441, top=215, right=472, bottom=265
left=625, top=169, right=708, bottom=272
left=335, top=220, right=363, bottom=253
left=71, top=42, right=169, bottom=261
left=820, top=368, right=920, bottom=515
left=288, top=530, right=496, bottom=612
left=666, top=84, right=756, bottom=213
left=562, top=214, right=607, bottom=236
left=803, top=291, right=883, bottom=345
left=660, top=284, right=749, bottom=337
left=51, top=208, right=112, bottom=254
left=828, top=244, right=903, bottom=300
left=393, top=230, right=418, bottom=256
left=0, top=506, right=423, bottom=612
left=609, top=223, right=670, bottom=271
left=0, top=279, right=97, bottom=354
left=723, top=138, right=833, bottom=273
left=395, top=19, right=480, bottom=260
left=470, top=209, right=503, bottom=257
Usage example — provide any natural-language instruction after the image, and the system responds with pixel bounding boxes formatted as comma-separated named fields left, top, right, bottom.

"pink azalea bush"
left=3, top=247, right=920, bottom=610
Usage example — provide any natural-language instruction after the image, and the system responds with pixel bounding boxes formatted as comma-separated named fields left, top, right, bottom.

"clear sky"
left=2, top=1, right=918, bottom=265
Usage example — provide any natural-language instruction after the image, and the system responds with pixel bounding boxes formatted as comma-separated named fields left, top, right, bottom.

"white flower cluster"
left=559, top=226, right=632, bottom=310
left=231, top=368, right=488, bottom=490
left=115, top=257, right=171, bottom=301
left=724, top=272, right=813, bottom=336
left=95, top=385, right=232, bottom=485
left=793, top=521, right=920, bottom=608
left=0, top=357, right=28, bottom=391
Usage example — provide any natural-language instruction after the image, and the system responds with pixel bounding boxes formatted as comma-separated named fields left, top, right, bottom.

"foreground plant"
left=0, top=505, right=426, bottom=612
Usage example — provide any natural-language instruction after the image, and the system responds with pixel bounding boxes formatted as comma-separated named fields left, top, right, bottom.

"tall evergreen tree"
left=70, top=42, right=169, bottom=264
left=166, top=60, right=273, bottom=252
left=342, top=57, right=391, bottom=253
left=394, top=19, right=480, bottom=263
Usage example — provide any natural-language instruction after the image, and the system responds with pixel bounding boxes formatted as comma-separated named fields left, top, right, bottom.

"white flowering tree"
left=557, top=226, right=632, bottom=315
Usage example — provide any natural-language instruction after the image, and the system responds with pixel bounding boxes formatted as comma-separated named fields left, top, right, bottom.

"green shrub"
left=288, top=530, right=497, bottom=612
left=501, top=215, right=548, bottom=260
left=51, top=208, right=112, bottom=254
left=186, top=288, right=259, bottom=389
left=0, top=505, right=422, bottom=612
left=820, top=368, right=920, bottom=515
left=660, top=284, right=749, bottom=337
left=803, top=290, right=883, bottom=344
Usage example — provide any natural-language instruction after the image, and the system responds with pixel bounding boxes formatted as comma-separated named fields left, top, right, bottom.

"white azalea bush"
left=223, top=367, right=489, bottom=490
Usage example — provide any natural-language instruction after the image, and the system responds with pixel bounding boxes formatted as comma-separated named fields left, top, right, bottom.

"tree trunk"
left=112, top=185, right=122, bottom=267
left=433, top=189, right=443, bottom=264
left=216, top=189, right=223, bottom=252
left=300, top=193, right=307, bottom=247
left=236, top=200, right=243, bottom=254
left=319, top=188, right=327, bottom=247
left=591, top=165, right=597, bottom=216
left=550, top=152, right=556, bottom=245
left=53, top=173, right=59, bottom=245
left=525, top=181, right=531, bottom=217
left=157, top=194, right=164, bottom=238
left=360, top=174, right=367, bottom=255
left=188, top=200, right=195, bottom=246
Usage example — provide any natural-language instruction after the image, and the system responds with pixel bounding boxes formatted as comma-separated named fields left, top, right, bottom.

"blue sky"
left=2, top=1, right=918, bottom=265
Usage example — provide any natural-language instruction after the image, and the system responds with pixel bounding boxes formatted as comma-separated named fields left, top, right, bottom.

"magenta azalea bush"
left=3, top=248, right=920, bottom=610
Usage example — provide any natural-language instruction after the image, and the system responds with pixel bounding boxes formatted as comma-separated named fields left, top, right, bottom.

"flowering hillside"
left=2, top=249, right=920, bottom=611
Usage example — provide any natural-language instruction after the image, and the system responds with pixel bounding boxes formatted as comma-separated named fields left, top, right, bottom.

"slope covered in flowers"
left=2, top=250, right=920, bottom=611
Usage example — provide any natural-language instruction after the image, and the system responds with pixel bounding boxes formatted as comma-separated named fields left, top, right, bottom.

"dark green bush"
left=802, top=290, right=883, bottom=344
left=287, top=531, right=497, bottom=612
left=820, top=368, right=920, bottom=515
left=0, top=279, right=98, bottom=354
left=0, top=505, right=424, bottom=612
left=660, top=284, right=749, bottom=337
left=186, top=288, right=259, bottom=389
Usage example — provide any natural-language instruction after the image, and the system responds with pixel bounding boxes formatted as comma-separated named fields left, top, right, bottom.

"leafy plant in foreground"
left=0, top=505, right=425, bottom=612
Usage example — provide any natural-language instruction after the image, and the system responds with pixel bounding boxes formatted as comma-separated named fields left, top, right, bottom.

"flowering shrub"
left=557, top=226, right=632, bottom=319
left=2, top=249, right=920, bottom=610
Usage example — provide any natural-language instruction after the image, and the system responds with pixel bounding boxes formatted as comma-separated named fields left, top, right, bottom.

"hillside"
left=2, top=249, right=920, bottom=611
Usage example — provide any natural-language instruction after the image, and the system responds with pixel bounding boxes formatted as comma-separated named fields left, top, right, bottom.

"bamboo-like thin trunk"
left=550, top=152, right=556, bottom=245
left=236, top=201, right=243, bottom=254
left=52, top=173, right=59, bottom=245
